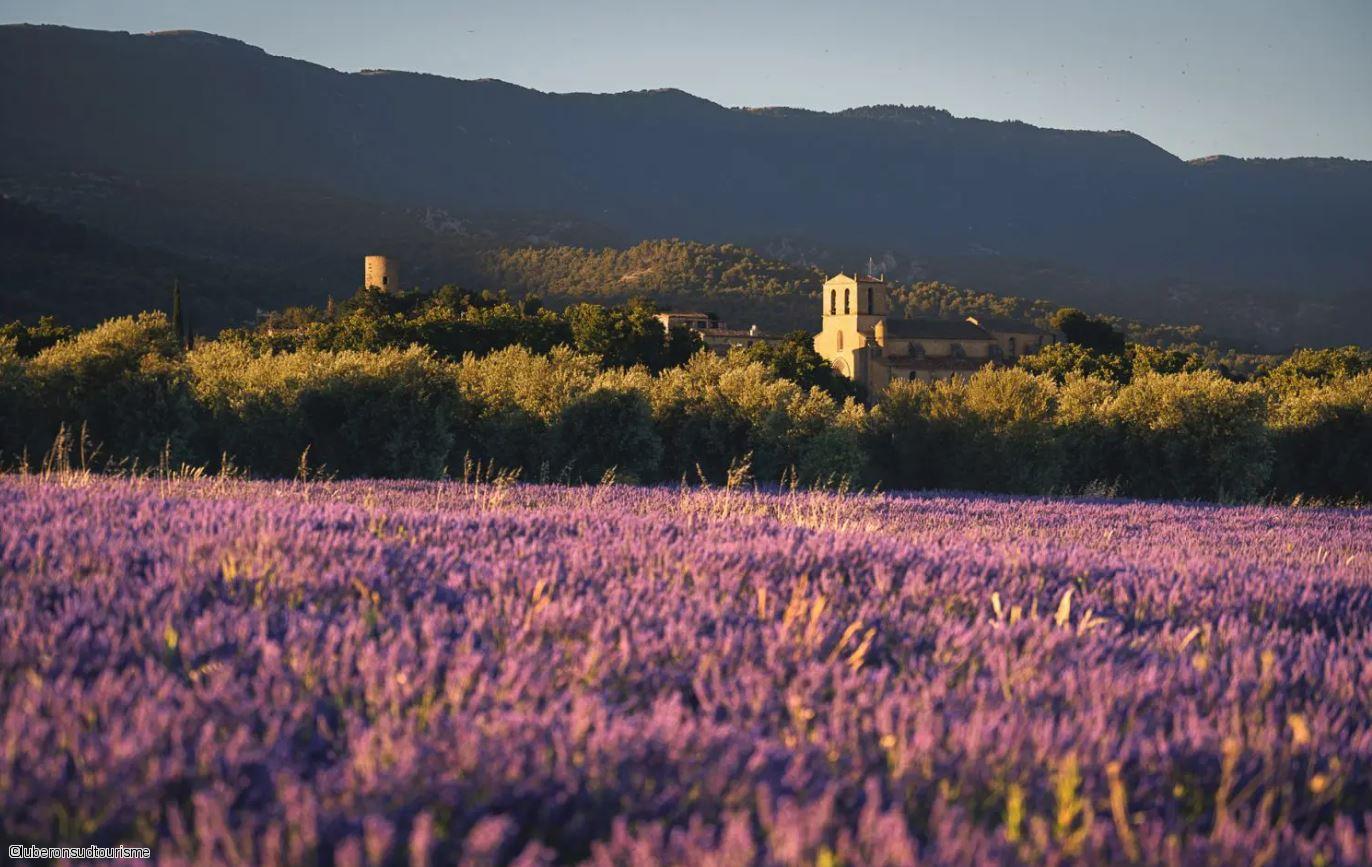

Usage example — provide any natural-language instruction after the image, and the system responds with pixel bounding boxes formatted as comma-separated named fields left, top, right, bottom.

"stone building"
left=814, top=273, right=1053, bottom=398
left=363, top=255, right=399, bottom=292
left=964, top=314, right=1054, bottom=360
left=655, top=311, right=781, bottom=354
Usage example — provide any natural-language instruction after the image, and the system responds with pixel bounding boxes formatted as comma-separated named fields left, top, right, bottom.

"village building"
left=655, top=311, right=781, bottom=354
left=814, top=273, right=1053, bottom=397
left=964, top=314, right=1055, bottom=360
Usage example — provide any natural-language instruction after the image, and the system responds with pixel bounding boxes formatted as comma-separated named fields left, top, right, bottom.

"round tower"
left=363, top=255, right=399, bottom=292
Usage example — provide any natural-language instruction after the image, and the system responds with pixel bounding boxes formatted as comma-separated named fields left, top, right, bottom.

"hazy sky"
left=3, top=0, right=1370, bottom=160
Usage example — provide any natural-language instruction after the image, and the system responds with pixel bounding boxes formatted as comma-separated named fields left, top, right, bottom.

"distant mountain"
left=0, top=24, right=1368, bottom=346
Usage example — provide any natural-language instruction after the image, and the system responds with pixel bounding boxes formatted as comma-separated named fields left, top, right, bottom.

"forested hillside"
left=485, top=240, right=819, bottom=301
left=481, top=240, right=1237, bottom=356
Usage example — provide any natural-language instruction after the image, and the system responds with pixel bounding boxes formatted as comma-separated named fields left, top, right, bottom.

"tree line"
left=226, top=285, right=705, bottom=372
left=0, top=307, right=1367, bottom=503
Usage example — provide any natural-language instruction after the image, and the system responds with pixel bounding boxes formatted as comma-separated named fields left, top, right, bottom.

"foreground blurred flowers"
left=1, top=478, right=1369, bottom=864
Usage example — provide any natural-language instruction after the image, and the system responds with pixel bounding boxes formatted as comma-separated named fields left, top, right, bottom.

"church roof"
left=884, top=317, right=994, bottom=340
left=826, top=272, right=887, bottom=284
left=964, top=315, right=1054, bottom=335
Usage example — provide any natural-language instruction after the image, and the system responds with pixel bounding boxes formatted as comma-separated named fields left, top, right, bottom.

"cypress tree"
left=170, top=279, right=184, bottom=344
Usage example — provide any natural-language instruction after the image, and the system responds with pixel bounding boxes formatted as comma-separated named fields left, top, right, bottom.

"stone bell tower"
left=363, top=255, right=399, bottom=292
left=814, top=272, right=890, bottom=388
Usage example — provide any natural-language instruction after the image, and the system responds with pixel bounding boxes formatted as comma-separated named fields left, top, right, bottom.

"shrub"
left=862, top=379, right=945, bottom=490
left=644, top=351, right=855, bottom=484
left=554, top=387, right=663, bottom=483
left=713, top=355, right=841, bottom=481
left=26, top=313, right=192, bottom=467
left=1054, top=374, right=1121, bottom=493
left=649, top=353, right=756, bottom=483
left=865, top=371, right=1062, bottom=494
left=455, top=345, right=601, bottom=476
left=564, top=301, right=694, bottom=371
left=1019, top=341, right=1130, bottom=384
left=956, top=368, right=1063, bottom=493
left=797, top=398, right=868, bottom=485
left=1128, top=344, right=1205, bottom=378
left=0, top=315, right=74, bottom=358
left=1103, top=371, right=1271, bottom=501
left=1050, top=308, right=1127, bottom=354
left=0, top=339, right=30, bottom=463
left=1266, top=373, right=1372, bottom=500
left=189, top=342, right=463, bottom=478
left=1259, top=346, right=1372, bottom=393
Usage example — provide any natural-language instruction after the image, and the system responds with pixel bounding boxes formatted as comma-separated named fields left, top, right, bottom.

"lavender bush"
left=1, top=477, right=1370, bottom=864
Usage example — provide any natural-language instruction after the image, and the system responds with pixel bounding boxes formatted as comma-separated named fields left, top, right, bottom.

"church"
left=814, top=273, right=1053, bottom=398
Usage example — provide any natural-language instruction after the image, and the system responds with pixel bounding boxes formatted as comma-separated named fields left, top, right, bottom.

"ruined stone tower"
left=363, top=255, right=399, bottom=292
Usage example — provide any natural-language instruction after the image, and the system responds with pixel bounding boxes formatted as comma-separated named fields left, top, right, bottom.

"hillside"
left=0, top=196, right=1196, bottom=347
left=480, top=240, right=823, bottom=332
left=0, top=196, right=1248, bottom=358
left=0, top=196, right=292, bottom=325
left=0, top=24, right=1368, bottom=347
left=481, top=240, right=1233, bottom=352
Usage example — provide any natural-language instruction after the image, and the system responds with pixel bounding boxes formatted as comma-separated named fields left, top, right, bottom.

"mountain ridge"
left=12, top=23, right=1364, bottom=165
left=6, top=24, right=1366, bottom=162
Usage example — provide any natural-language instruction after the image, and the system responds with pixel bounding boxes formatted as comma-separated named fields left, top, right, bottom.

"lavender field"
left=2, top=477, right=1371, bottom=865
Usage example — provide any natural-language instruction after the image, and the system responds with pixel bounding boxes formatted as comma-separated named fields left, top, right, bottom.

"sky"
left=2, top=0, right=1370, bottom=160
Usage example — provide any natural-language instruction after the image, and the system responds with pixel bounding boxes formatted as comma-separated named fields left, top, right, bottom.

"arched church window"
left=867, top=286, right=873, bottom=313
left=836, top=330, right=844, bottom=351
left=1008, top=336, right=1017, bottom=356
left=830, top=290, right=836, bottom=315
left=844, top=288, right=850, bottom=314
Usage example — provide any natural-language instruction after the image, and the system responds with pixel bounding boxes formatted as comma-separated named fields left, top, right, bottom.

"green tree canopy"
left=1051, top=308, right=1127, bottom=355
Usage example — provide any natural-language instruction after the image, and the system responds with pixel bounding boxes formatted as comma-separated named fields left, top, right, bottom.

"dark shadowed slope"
left=0, top=196, right=297, bottom=325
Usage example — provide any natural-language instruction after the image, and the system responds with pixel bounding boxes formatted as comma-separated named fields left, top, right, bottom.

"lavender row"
left=2, top=478, right=1370, bottom=864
